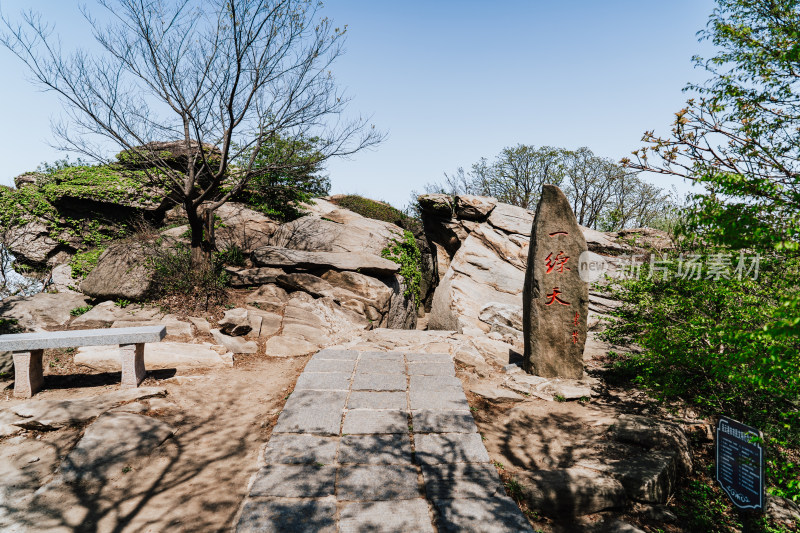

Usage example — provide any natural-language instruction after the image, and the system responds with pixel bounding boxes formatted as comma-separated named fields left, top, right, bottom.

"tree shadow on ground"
left=0, top=358, right=302, bottom=533
left=41, top=369, right=177, bottom=391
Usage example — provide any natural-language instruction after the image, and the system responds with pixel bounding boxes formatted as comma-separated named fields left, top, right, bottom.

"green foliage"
left=236, top=134, right=330, bottom=221
left=0, top=159, right=166, bottom=260
left=676, top=477, right=741, bottom=532
left=69, top=305, right=93, bottom=316
left=422, top=145, right=673, bottom=230
left=381, top=230, right=422, bottom=308
left=36, top=155, right=90, bottom=174
left=114, top=298, right=131, bottom=308
left=674, top=466, right=796, bottom=533
left=627, top=0, right=800, bottom=251
left=38, top=164, right=165, bottom=208
left=503, top=478, right=525, bottom=503
left=69, top=248, right=105, bottom=279
left=217, top=244, right=246, bottom=267
left=603, top=251, right=800, bottom=500
left=332, top=194, right=424, bottom=238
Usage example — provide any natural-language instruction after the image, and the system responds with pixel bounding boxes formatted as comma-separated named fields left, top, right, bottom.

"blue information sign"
left=715, top=416, right=765, bottom=511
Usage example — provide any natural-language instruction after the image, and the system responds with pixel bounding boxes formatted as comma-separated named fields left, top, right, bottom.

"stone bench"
left=0, top=326, right=167, bottom=398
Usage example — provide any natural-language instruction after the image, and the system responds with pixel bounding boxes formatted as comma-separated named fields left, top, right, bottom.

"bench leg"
left=13, top=350, right=44, bottom=398
left=120, top=343, right=145, bottom=388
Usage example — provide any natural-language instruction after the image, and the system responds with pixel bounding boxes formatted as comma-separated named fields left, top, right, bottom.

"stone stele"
left=523, top=184, right=588, bottom=379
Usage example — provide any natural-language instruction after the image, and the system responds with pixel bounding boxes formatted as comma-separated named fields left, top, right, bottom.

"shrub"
left=603, top=250, right=800, bottom=500
left=0, top=318, right=21, bottom=334
left=331, top=195, right=405, bottom=224
left=218, top=244, right=246, bottom=267
left=148, top=242, right=229, bottom=310
left=236, top=134, right=330, bottom=221
left=381, top=230, right=422, bottom=308
left=330, top=195, right=424, bottom=235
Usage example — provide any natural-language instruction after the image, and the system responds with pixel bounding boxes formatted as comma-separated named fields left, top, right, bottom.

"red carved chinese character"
left=572, top=330, right=579, bottom=344
left=574, top=311, right=579, bottom=326
left=549, top=231, right=568, bottom=237
left=545, top=287, right=570, bottom=306
left=545, top=251, right=570, bottom=274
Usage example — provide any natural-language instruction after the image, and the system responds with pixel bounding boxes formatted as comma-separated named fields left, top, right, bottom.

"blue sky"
left=0, top=1, right=717, bottom=208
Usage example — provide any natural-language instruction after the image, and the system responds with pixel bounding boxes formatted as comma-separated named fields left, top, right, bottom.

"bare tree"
left=420, top=144, right=674, bottom=231
left=486, top=145, right=564, bottom=209
left=1, top=0, right=383, bottom=267
left=600, top=170, right=674, bottom=230
left=561, top=147, right=618, bottom=228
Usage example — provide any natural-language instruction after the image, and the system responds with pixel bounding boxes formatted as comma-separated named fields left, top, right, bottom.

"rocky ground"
left=0, top=191, right=797, bottom=532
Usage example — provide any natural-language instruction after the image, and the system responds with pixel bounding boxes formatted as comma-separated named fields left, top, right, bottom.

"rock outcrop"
left=244, top=197, right=420, bottom=336
left=421, top=194, right=639, bottom=342
left=213, top=202, right=278, bottom=255
left=253, top=246, right=399, bottom=275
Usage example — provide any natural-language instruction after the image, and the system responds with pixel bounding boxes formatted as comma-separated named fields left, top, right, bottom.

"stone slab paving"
left=236, top=349, right=533, bottom=532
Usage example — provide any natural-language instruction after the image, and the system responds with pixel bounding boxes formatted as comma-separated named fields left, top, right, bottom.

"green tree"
left=617, top=0, right=800, bottom=502
left=236, top=134, right=331, bottom=220
left=624, top=0, right=800, bottom=250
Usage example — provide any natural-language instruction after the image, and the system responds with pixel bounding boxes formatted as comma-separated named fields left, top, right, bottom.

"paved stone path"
left=236, top=349, right=533, bottom=532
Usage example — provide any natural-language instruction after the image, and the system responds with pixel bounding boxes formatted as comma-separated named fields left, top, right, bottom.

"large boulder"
left=80, top=241, right=155, bottom=301
left=428, top=232, right=524, bottom=336
left=455, top=195, right=496, bottom=220
left=581, top=226, right=627, bottom=254
left=213, top=202, right=278, bottom=254
left=252, top=246, right=399, bottom=275
left=487, top=203, right=534, bottom=235
left=246, top=284, right=289, bottom=313
left=277, top=271, right=391, bottom=323
left=13, top=172, right=43, bottom=189
left=610, top=414, right=692, bottom=476
left=264, top=295, right=370, bottom=357
left=116, top=140, right=221, bottom=172
left=614, top=227, right=674, bottom=251
left=70, top=300, right=164, bottom=329
left=226, top=267, right=284, bottom=287
left=515, top=467, right=626, bottom=517
left=423, top=195, right=634, bottom=346
left=49, top=264, right=81, bottom=294
left=3, top=220, right=82, bottom=267
left=269, top=203, right=402, bottom=257
left=321, top=270, right=394, bottom=313
left=417, top=194, right=454, bottom=218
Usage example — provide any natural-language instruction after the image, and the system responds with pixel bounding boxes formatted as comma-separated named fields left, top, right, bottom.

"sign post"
left=715, top=416, right=765, bottom=532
